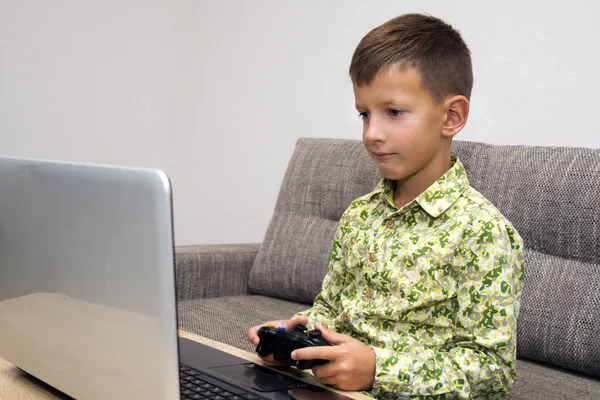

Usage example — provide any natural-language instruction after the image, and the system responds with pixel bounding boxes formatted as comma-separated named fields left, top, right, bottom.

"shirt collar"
left=370, top=156, right=470, bottom=218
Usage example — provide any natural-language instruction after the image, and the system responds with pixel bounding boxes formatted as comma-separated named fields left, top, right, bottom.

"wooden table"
left=0, top=330, right=372, bottom=400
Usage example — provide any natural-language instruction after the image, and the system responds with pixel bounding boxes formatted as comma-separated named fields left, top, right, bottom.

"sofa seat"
left=178, top=295, right=309, bottom=353
left=507, top=360, right=600, bottom=399
left=178, top=296, right=600, bottom=399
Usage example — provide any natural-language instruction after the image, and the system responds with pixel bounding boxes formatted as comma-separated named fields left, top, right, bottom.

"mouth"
left=373, top=152, right=396, bottom=160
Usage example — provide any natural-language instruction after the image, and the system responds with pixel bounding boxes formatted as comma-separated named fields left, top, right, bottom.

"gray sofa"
left=176, top=138, right=600, bottom=399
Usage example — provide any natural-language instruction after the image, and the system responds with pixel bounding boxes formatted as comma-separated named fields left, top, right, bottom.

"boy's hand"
left=291, top=322, right=376, bottom=391
left=247, top=316, right=309, bottom=366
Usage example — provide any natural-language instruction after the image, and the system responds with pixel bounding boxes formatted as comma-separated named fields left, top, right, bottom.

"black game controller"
left=255, top=324, right=331, bottom=370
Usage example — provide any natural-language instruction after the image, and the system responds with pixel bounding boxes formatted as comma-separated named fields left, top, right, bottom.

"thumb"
left=314, top=322, right=347, bottom=345
left=290, top=315, right=308, bottom=328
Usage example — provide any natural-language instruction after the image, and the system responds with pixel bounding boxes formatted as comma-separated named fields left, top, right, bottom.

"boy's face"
left=353, top=66, right=449, bottom=183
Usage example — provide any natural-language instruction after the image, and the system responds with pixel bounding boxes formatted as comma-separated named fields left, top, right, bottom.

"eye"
left=387, top=109, right=404, bottom=117
left=357, top=111, right=370, bottom=121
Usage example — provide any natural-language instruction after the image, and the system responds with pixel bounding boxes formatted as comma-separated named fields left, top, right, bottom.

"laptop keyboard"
left=179, top=364, right=262, bottom=400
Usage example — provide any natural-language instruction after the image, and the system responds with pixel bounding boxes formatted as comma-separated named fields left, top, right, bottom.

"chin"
left=373, top=162, right=397, bottom=177
left=378, top=169, right=404, bottom=181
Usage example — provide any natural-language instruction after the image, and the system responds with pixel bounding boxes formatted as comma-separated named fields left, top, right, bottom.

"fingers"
left=319, top=376, right=339, bottom=387
left=291, top=345, right=339, bottom=362
left=259, top=354, right=284, bottom=367
left=247, top=319, right=285, bottom=345
left=248, top=316, right=309, bottom=346
left=313, top=322, right=347, bottom=345
left=247, top=325, right=262, bottom=346
left=311, top=361, right=339, bottom=388
left=311, top=363, right=337, bottom=380
left=290, top=315, right=309, bottom=327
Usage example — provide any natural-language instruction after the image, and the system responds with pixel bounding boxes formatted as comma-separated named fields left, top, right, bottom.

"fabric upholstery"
left=507, top=359, right=600, bottom=399
left=175, top=244, right=260, bottom=300
left=450, top=141, right=600, bottom=265
left=178, top=295, right=309, bottom=353
left=517, top=249, right=600, bottom=376
left=248, top=138, right=381, bottom=303
left=451, top=141, right=600, bottom=377
left=246, top=137, right=600, bottom=377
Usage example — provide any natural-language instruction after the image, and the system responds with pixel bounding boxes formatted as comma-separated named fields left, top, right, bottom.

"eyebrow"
left=355, top=99, right=404, bottom=110
left=382, top=99, right=404, bottom=107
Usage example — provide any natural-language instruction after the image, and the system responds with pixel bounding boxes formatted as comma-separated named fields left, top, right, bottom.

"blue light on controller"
left=277, top=327, right=285, bottom=331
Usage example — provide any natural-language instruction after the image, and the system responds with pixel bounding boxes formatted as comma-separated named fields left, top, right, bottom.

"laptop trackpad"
left=208, top=364, right=307, bottom=392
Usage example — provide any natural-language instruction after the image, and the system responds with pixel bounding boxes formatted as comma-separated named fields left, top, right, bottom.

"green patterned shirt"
left=295, top=156, right=524, bottom=399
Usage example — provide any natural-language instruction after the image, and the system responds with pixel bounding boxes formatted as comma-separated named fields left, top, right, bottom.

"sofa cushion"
left=451, top=141, right=600, bottom=377
left=451, top=141, right=600, bottom=266
left=178, top=295, right=309, bottom=353
left=517, top=249, right=600, bottom=376
left=508, top=359, right=600, bottom=399
left=248, top=138, right=380, bottom=303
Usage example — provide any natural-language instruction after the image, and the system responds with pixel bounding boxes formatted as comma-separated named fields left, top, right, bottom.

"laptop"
left=0, top=156, right=351, bottom=400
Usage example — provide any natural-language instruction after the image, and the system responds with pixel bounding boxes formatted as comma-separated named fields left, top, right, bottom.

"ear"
left=442, top=95, right=469, bottom=139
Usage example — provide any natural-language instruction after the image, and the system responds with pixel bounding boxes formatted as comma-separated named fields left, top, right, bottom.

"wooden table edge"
left=0, top=331, right=373, bottom=400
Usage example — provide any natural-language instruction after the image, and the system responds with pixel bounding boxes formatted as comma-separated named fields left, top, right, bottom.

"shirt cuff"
left=369, top=346, right=413, bottom=398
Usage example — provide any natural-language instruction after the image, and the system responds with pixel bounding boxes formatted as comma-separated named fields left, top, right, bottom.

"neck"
left=393, top=152, right=453, bottom=208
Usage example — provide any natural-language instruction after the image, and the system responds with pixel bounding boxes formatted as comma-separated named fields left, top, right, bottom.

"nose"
left=363, top=118, right=385, bottom=143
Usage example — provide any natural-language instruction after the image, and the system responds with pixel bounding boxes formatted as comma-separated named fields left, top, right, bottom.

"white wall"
left=1, top=1, right=599, bottom=245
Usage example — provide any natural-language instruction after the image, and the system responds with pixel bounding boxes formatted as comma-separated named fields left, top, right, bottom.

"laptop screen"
left=0, top=156, right=180, bottom=399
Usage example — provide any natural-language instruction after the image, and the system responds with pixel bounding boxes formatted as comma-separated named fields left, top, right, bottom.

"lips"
left=373, top=152, right=395, bottom=160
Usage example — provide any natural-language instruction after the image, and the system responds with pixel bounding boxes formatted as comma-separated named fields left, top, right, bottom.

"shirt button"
left=385, top=219, right=395, bottom=228
left=368, top=253, right=377, bottom=262
left=365, top=287, right=374, bottom=298
left=342, top=313, right=351, bottom=323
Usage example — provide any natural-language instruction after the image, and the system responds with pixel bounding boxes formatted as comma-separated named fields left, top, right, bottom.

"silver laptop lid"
left=0, top=156, right=180, bottom=399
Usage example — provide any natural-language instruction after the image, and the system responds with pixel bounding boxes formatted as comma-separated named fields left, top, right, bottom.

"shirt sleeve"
left=370, top=220, right=525, bottom=399
left=293, top=211, right=350, bottom=330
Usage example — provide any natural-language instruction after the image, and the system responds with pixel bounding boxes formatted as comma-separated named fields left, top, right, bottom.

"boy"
left=248, top=13, right=524, bottom=399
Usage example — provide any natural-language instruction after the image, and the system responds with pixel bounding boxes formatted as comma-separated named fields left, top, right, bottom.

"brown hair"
left=349, top=13, right=473, bottom=102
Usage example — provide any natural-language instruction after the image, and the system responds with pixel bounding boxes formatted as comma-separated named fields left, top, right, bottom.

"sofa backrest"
left=452, top=140, right=600, bottom=378
left=248, top=137, right=600, bottom=377
left=249, top=138, right=379, bottom=303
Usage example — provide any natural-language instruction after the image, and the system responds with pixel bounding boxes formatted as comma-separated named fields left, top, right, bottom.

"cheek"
left=396, top=116, right=435, bottom=143
left=387, top=120, right=419, bottom=145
